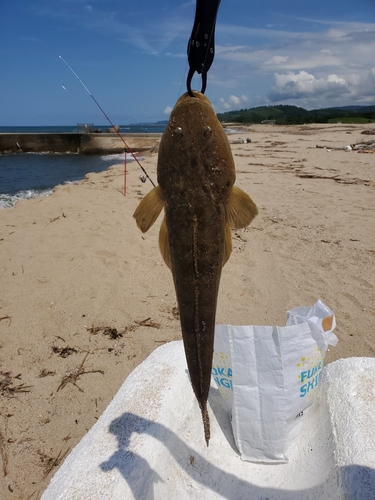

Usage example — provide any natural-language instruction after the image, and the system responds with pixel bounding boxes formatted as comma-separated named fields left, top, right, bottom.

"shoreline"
left=0, top=152, right=137, bottom=210
left=0, top=122, right=374, bottom=498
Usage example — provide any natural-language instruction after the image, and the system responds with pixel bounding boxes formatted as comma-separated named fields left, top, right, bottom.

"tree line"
left=217, top=104, right=375, bottom=125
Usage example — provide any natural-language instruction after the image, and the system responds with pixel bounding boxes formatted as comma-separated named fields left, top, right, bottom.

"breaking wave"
left=99, top=153, right=138, bottom=162
left=0, top=188, right=53, bottom=209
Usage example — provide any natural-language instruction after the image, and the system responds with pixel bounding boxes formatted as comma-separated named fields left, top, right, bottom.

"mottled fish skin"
left=133, top=91, right=258, bottom=445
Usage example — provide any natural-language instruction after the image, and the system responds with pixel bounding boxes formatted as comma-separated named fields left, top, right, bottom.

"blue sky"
left=1, top=0, right=375, bottom=125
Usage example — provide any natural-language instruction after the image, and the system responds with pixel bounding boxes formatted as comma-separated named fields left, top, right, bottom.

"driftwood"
left=351, top=141, right=375, bottom=151
left=316, top=141, right=375, bottom=152
left=316, top=144, right=346, bottom=150
left=57, top=353, right=104, bottom=392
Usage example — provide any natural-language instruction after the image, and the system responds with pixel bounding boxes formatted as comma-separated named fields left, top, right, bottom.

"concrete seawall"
left=0, top=133, right=161, bottom=154
left=80, top=133, right=160, bottom=154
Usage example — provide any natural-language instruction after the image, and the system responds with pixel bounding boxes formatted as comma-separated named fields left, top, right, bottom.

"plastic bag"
left=213, top=300, right=337, bottom=463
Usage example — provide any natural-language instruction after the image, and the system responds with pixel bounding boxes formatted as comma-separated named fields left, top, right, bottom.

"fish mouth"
left=176, top=91, right=212, bottom=106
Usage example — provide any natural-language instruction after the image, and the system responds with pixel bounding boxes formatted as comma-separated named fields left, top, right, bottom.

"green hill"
left=217, top=104, right=375, bottom=125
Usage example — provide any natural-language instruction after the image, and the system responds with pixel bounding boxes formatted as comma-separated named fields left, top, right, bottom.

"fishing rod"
left=58, top=55, right=156, bottom=191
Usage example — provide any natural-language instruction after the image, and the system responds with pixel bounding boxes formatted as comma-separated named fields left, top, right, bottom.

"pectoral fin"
left=223, top=223, right=232, bottom=266
left=225, top=186, right=258, bottom=229
left=159, top=217, right=171, bottom=270
left=133, top=186, right=165, bottom=233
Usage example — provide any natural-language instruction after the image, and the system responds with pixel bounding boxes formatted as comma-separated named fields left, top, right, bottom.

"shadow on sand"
left=100, top=409, right=375, bottom=500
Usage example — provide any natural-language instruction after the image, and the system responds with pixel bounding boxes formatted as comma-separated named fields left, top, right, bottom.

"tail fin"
left=201, top=406, right=211, bottom=446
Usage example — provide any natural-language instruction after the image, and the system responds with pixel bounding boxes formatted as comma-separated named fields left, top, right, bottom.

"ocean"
left=0, top=124, right=165, bottom=209
left=0, top=124, right=166, bottom=134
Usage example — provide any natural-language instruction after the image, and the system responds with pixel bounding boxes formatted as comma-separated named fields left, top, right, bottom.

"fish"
left=133, top=91, right=258, bottom=445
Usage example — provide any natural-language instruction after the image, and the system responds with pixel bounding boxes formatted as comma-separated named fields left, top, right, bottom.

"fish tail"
left=201, top=406, right=211, bottom=446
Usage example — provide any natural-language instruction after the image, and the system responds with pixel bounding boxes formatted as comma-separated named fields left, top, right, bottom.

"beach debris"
left=102, top=327, right=123, bottom=339
left=296, top=172, right=374, bottom=188
left=351, top=140, right=375, bottom=152
left=0, top=372, right=32, bottom=398
left=86, top=324, right=137, bottom=338
left=38, top=448, right=69, bottom=479
left=45, top=214, right=66, bottom=226
left=233, top=231, right=248, bottom=242
left=0, top=315, right=12, bottom=326
left=52, top=346, right=78, bottom=358
left=230, top=138, right=245, bottom=144
left=265, top=140, right=286, bottom=147
left=316, top=140, right=375, bottom=152
left=171, top=306, right=180, bottom=320
left=316, top=144, right=349, bottom=150
left=0, top=430, right=9, bottom=476
left=86, top=320, right=160, bottom=339
left=361, top=129, right=375, bottom=135
left=87, top=326, right=122, bottom=339
left=57, top=353, right=104, bottom=392
left=135, top=318, right=161, bottom=328
left=133, top=91, right=258, bottom=445
left=38, top=369, right=56, bottom=378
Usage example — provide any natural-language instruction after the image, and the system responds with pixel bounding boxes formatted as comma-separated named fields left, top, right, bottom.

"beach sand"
left=1, top=123, right=374, bottom=498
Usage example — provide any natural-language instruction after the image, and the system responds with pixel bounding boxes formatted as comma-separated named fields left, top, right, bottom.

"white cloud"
left=267, top=68, right=375, bottom=107
left=262, top=56, right=289, bottom=66
left=270, top=71, right=347, bottom=100
left=164, top=106, right=173, bottom=115
left=212, top=21, right=375, bottom=108
left=216, top=94, right=249, bottom=112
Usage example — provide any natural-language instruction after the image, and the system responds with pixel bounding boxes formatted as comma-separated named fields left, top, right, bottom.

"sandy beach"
left=1, top=122, right=374, bottom=499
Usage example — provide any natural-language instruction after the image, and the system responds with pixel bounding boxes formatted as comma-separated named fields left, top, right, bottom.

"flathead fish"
left=133, top=91, right=258, bottom=444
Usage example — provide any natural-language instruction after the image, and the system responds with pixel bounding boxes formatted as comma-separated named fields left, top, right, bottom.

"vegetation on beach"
left=217, top=104, right=375, bottom=125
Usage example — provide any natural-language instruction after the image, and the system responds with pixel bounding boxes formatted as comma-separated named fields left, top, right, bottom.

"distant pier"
left=0, top=133, right=161, bottom=154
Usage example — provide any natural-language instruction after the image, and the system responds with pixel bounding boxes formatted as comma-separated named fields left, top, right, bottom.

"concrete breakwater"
left=0, top=132, right=161, bottom=154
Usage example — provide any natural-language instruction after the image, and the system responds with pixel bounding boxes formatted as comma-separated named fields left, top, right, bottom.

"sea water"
left=0, top=152, right=132, bottom=209
left=0, top=124, right=166, bottom=134
left=0, top=124, right=165, bottom=209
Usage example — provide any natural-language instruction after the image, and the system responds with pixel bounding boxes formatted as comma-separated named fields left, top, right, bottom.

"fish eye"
left=173, top=127, right=183, bottom=138
left=203, top=126, right=212, bottom=138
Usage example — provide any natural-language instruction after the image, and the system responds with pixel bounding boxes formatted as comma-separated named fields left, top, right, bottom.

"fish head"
left=157, top=91, right=236, bottom=204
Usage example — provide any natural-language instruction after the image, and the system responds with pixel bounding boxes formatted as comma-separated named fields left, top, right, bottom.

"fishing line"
left=58, top=55, right=156, bottom=193
left=178, top=58, right=189, bottom=100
